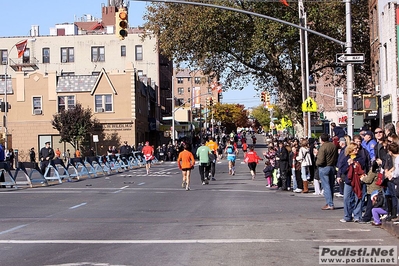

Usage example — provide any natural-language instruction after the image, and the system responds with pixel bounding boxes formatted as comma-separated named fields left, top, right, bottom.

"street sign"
left=336, top=53, right=365, bottom=64
left=302, top=97, right=318, bottom=112
left=163, top=116, right=173, bottom=120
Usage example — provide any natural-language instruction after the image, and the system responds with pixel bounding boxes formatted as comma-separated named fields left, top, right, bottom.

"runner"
left=141, top=141, right=154, bottom=175
left=206, top=137, right=218, bottom=181
left=177, top=143, right=195, bottom=191
left=245, top=145, right=263, bottom=180
left=225, top=140, right=238, bottom=175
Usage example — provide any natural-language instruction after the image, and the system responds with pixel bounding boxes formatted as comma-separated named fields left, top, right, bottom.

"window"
left=91, top=46, right=105, bottom=62
left=42, top=48, right=50, bottom=64
left=137, top=70, right=143, bottom=76
left=177, top=87, right=184, bottom=95
left=95, top=94, right=113, bottom=112
left=23, top=48, right=30, bottom=63
left=177, top=77, right=183, bottom=84
left=188, top=87, right=191, bottom=93
left=0, top=50, right=7, bottom=65
left=33, top=96, right=42, bottom=114
left=58, top=96, right=75, bottom=112
left=194, top=77, right=201, bottom=84
left=335, top=87, right=344, bottom=107
left=121, top=45, right=126, bottom=57
left=135, top=45, right=143, bottom=60
left=61, top=47, right=74, bottom=63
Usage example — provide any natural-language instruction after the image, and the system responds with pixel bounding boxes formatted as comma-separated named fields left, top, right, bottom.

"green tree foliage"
left=251, top=105, right=271, bottom=130
left=51, top=103, right=101, bottom=149
left=144, top=0, right=370, bottom=122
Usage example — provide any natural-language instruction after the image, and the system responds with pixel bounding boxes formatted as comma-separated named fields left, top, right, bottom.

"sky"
left=0, top=0, right=258, bottom=107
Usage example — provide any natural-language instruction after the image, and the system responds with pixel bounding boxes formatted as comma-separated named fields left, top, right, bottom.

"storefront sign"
left=103, top=123, right=133, bottom=131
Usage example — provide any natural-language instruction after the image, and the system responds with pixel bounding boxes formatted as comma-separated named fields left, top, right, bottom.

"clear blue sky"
left=0, top=0, right=257, bottom=106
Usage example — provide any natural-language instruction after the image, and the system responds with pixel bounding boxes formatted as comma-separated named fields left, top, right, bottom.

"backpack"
left=226, top=145, right=234, bottom=154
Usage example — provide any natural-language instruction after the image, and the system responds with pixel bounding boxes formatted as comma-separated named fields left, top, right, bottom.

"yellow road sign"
left=302, top=97, right=318, bottom=112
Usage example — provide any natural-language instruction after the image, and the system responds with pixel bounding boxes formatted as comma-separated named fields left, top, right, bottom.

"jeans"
left=209, top=161, right=216, bottom=178
left=318, top=166, right=336, bottom=207
left=301, top=166, right=309, bottom=181
left=291, top=169, right=297, bottom=190
left=343, top=183, right=362, bottom=221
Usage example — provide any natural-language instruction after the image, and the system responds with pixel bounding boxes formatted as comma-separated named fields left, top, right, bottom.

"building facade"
left=0, top=4, right=172, bottom=159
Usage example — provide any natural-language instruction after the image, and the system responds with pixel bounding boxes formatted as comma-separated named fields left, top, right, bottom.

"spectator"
left=316, top=133, right=338, bottom=210
left=339, top=142, right=365, bottom=223
left=290, top=145, right=303, bottom=193
left=276, top=140, right=289, bottom=191
left=39, top=142, right=55, bottom=175
left=29, top=147, right=36, bottom=163
left=370, top=190, right=387, bottom=226
left=75, top=149, right=81, bottom=158
left=296, top=139, right=312, bottom=193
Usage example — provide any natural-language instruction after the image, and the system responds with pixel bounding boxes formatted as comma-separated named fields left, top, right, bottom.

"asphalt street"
left=0, top=138, right=398, bottom=266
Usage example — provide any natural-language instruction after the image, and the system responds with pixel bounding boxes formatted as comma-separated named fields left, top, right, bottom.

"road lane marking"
left=69, top=203, right=87, bottom=209
left=0, top=224, right=28, bottom=235
left=137, top=182, right=145, bottom=186
left=328, top=229, right=371, bottom=232
left=0, top=238, right=385, bottom=244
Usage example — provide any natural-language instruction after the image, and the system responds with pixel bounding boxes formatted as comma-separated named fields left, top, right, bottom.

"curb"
left=381, top=221, right=399, bottom=238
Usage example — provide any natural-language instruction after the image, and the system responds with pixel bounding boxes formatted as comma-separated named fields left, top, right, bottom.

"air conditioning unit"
left=61, top=59, right=67, bottom=63
left=33, top=109, right=42, bottom=115
left=375, top=85, right=380, bottom=93
left=96, top=107, right=104, bottom=113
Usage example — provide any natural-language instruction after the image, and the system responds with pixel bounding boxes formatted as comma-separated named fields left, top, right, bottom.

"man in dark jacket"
left=316, top=133, right=338, bottom=210
left=276, top=140, right=289, bottom=190
left=39, top=141, right=55, bottom=175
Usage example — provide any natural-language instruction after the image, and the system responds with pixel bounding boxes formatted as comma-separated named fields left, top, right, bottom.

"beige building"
left=0, top=5, right=172, bottom=159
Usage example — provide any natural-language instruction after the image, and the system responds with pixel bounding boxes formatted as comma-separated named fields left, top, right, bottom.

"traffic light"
left=265, top=92, right=270, bottom=104
left=260, top=92, right=266, bottom=102
left=209, top=97, right=214, bottom=107
left=116, top=7, right=128, bottom=40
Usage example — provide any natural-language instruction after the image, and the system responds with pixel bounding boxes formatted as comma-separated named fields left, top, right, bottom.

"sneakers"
left=202, top=181, right=206, bottom=185
left=251, top=175, right=255, bottom=180
left=266, top=184, right=271, bottom=188
left=371, top=222, right=381, bottom=226
left=340, top=219, right=352, bottom=223
left=211, top=177, right=216, bottom=181
left=232, top=171, right=235, bottom=176
left=182, top=181, right=186, bottom=188
left=380, top=214, right=388, bottom=220
left=334, top=192, right=343, bottom=198
left=293, top=188, right=302, bottom=193
left=229, top=169, right=232, bottom=175
left=186, top=186, right=190, bottom=191
left=321, top=205, right=334, bottom=210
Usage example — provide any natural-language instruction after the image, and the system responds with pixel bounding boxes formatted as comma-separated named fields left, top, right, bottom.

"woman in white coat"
left=296, top=139, right=313, bottom=193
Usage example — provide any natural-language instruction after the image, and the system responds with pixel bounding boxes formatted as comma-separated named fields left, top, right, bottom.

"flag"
left=280, top=0, right=289, bottom=7
left=16, top=40, right=28, bottom=58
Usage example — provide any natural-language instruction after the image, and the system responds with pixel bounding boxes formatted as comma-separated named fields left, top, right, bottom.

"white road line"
left=0, top=224, right=28, bottom=235
left=137, top=182, right=145, bottom=186
left=120, top=185, right=129, bottom=190
left=69, top=203, right=87, bottom=209
left=328, top=229, right=371, bottom=232
left=0, top=238, right=385, bottom=244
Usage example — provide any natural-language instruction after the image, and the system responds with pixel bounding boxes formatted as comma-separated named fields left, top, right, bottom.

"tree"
left=251, top=105, right=271, bottom=131
left=143, top=0, right=370, bottom=122
left=211, top=103, right=248, bottom=132
left=51, top=103, right=101, bottom=150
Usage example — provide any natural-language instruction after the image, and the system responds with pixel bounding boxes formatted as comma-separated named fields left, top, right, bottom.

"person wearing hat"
left=370, top=190, right=387, bottom=226
left=362, top=131, right=376, bottom=165
left=39, top=141, right=55, bottom=175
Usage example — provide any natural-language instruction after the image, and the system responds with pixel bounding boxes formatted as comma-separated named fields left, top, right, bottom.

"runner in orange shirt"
left=177, top=143, right=195, bottom=191
left=206, top=137, right=219, bottom=180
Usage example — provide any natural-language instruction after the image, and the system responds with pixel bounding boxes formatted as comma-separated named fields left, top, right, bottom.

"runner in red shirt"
left=141, top=141, right=154, bottom=175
